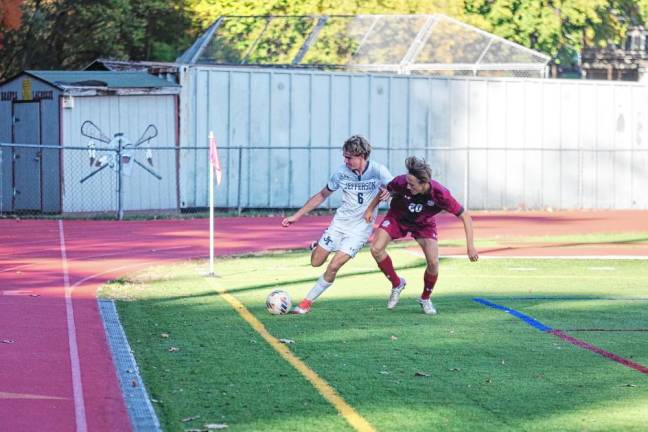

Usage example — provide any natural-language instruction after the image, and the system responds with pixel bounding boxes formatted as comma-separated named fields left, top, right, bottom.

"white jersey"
left=327, top=161, right=393, bottom=233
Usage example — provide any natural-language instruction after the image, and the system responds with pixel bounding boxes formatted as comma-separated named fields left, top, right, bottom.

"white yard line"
left=404, top=249, right=648, bottom=260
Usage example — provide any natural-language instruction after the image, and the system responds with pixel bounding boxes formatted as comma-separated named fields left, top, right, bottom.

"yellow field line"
left=211, top=283, right=375, bottom=432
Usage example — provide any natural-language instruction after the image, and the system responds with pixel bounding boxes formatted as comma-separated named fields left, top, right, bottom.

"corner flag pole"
left=208, top=131, right=222, bottom=277
left=209, top=132, right=215, bottom=276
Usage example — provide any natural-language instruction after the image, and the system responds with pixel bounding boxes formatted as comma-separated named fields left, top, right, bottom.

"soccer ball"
left=266, top=290, right=291, bottom=315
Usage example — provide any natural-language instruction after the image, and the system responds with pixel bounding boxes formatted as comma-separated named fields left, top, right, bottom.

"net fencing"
left=179, top=14, right=550, bottom=78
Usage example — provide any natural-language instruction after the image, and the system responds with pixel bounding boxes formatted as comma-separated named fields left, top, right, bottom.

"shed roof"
left=25, top=70, right=179, bottom=89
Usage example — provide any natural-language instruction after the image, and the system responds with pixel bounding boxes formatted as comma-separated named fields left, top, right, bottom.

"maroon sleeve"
left=430, top=180, right=463, bottom=216
left=387, top=175, right=408, bottom=195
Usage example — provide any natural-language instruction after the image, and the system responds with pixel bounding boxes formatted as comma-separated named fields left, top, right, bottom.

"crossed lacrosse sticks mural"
left=79, top=120, right=162, bottom=183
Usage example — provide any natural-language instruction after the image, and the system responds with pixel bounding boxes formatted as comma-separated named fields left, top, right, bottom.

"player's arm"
left=281, top=187, right=333, bottom=227
left=363, top=192, right=384, bottom=223
left=457, top=210, right=479, bottom=262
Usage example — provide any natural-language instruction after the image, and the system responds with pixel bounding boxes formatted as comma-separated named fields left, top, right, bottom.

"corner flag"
left=209, top=132, right=222, bottom=186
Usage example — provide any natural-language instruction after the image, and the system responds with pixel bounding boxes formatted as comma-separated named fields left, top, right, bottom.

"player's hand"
left=282, top=215, right=298, bottom=227
left=378, top=187, right=390, bottom=201
left=467, top=245, right=479, bottom=262
left=363, top=210, right=373, bottom=224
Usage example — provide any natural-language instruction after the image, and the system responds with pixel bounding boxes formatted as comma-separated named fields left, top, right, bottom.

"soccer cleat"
left=290, top=299, right=312, bottom=314
left=418, top=298, right=437, bottom=315
left=387, top=277, right=406, bottom=310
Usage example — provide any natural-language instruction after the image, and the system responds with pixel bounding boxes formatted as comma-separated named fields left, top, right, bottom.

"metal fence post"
left=237, top=146, right=243, bottom=215
left=0, top=147, right=3, bottom=215
left=578, top=147, right=583, bottom=209
left=116, top=139, right=123, bottom=220
left=464, top=146, right=470, bottom=210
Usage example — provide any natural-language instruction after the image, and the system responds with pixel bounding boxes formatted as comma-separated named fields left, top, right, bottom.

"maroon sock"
left=377, top=255, right=401, bottom=288
left=421, top=271, right=438, bottom=300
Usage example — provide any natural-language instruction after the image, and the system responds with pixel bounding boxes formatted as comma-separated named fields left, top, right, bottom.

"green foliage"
left=188, top=0, right=648, bottom=67
left=5, top=0, right=648, bottom=78
left=187, top=0, right=472, bottom=28
left=0, top=0, right=193, bottom=79
left=465, top=0, right=648, bottom=66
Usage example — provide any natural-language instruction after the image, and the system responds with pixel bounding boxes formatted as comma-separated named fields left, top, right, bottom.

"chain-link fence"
left=2, top=142, right=646, bottom=219
left=1, top=143, right=183, bottom=219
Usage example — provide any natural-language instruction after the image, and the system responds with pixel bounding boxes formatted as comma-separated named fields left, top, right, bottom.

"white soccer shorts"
left=317, top=222, right=370, bottom=258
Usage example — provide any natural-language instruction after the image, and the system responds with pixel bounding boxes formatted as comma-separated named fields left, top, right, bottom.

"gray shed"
left=0, top=71, right=180, bottom=214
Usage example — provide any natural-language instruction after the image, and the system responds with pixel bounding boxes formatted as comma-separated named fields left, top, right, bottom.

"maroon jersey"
left=386, top=175, right=463, bottom=226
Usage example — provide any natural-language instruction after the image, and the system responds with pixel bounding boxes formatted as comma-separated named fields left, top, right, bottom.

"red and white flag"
left=208, top=132, right=222, bottom=186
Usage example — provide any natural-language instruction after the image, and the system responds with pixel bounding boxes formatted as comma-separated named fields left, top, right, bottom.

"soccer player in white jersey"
left=281, top=135, right=395, bottom=314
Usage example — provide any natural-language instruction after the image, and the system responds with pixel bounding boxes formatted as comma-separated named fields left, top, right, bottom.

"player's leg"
left=292, top=251, right=352, bottom=314
left=369, top=227, right=392, bottom=262
left=310, top=244, right=330, bottom=267
left=292, top=227, right=344, bottom=314
left=323, top=251, right=353, bottom=284
left=310, top=227, right=338, bottom=267
left=371, top=218, right=407, bottom=309
left=292, top=226, right=365, bottom=314
left=415, top=236, right=440, bottom=315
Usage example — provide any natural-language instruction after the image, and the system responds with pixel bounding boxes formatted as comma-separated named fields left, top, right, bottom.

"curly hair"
left=343, top=135, right=372, bottom=160
left=405, top=156, right=432, bottom=183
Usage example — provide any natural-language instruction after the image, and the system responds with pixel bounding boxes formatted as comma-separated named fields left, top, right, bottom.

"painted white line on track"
left=0, top=245, right=192, bottom=275
left=53, top=232, right=189, bottom=431
left=0, top=263, right=33, bottom=273
left=59, top=220, right=88, bottom=432
left=1, top=290, right=34, bottom=296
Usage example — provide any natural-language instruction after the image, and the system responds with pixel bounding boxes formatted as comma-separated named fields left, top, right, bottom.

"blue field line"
left=473, top=298, right=553, bottom=332
left=473, top=297, right=648, bottom=376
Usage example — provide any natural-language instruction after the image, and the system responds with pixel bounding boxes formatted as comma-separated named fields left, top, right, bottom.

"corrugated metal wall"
left=61, top=95, right=178, bottom=213
left=180, top=66, right=648, bottom=210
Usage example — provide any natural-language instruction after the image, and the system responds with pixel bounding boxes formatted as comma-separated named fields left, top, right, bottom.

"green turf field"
left=100, top=240, right=648, bottom=432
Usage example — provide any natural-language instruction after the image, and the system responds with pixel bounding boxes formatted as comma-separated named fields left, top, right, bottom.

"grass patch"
left=100, top=248, right=648, bottom=431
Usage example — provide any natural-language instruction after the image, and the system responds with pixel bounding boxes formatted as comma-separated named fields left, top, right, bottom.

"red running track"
left=0, top=210, right=646, bottom=431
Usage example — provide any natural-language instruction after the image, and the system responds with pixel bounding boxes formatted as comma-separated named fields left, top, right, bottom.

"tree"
left=5, top=0, right=648, bottom=80
left=0, top=0, right=22, bottom=29
left=186, top=0, right=475, bottom=28
left=0, top=0, right=193, bottom=79
left=465, top=0, right=648, bottom=67
left=0, top=0, right=23, bottom=48
left=183, top=0, right=480, bottom=65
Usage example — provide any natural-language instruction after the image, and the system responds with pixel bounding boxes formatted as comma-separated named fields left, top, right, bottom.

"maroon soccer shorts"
left=378, top=214, right=438, bottom=240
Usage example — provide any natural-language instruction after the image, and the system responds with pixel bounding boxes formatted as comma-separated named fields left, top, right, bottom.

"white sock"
left=305, top=275, right=333, bottom=302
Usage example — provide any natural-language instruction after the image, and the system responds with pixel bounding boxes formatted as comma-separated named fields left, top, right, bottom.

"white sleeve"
left=379, top=164, right=394, bottom=186
left=327, top=170, right=342, bottom=191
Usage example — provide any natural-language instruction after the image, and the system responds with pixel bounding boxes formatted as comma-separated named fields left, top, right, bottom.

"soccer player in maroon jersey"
left=363, top=156, right=479, bottom=314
